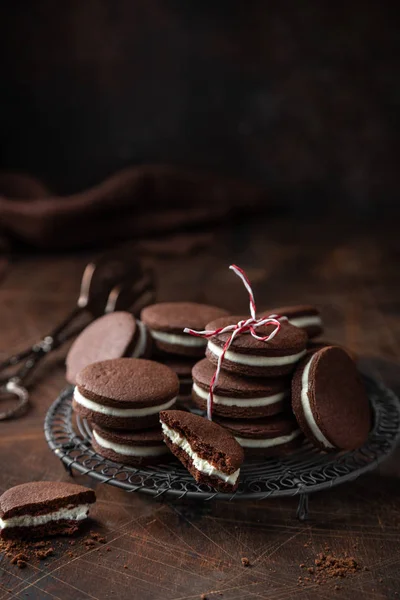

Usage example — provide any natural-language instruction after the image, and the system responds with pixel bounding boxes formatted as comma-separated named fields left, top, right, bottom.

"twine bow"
left=184, top=265, right=287, bottom=420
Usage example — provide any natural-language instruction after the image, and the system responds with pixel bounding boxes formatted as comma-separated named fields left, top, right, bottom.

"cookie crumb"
left=124, top=564, right=128, bottom=569
left=36, top=547, right=54, bottom=560
left=11, top=553, right=28, bottom=565
left=241, top=557, right=250, bottom=567
left=17, top=559, right=27, bottom=569
left=201, top=595, right=207, bottom=600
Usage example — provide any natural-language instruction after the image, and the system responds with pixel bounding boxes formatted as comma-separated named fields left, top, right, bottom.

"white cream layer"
left=192, top=382, right=286, bottom=407
left=288, top=315, right=322, bottom=329
left=0, top=504, right=90, bottom=530
left=300, top=355, right=334, bottom=448
left=235, top=429, right=301, bottom=448
left=207, top=340, right=306, bottom=367
left=150, top=329, right=206, bottom=347
left=74, top=388, right=176, bottom=417
left=93, top=430, right=168, bottom=457
left=161, top=422, right=240, bottom=485
left=131, top=319, right=148, bottom=358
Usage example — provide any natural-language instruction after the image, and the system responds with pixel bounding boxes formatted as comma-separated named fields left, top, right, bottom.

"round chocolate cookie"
left=66, top=312, right=151, bottom=385
left=291, top=346, right=371, bottom=451
left=160, top=410, right=244, bottom=493
left=141, top=302, right=229, bottom=357
left=192, top=358, right=290, bottom=419
left=269, top=305, right=323, bottom=338
left=214, top=415, right=303, bottom=457
left=73, top=358, right=179, bottom=430
left=205, top=316, right=307, bottom=378
left=92, top=424, right=170, bottom=466
left=307, top=340, right=357, bottom=361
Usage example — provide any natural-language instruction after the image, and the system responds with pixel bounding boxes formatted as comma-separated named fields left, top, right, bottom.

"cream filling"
left=192, top=382, right=286, bottom=407
left=161, top=422, right=240, bottom=485
left=288, top=315, right=322, bottom=329
left=207, top=340, right=306, bottom=367
left=301, top=355, right=334, bottom=448
left=235, top=429, right=301, bottom=448
left=150, top=329, right=206, bottom=347
left=93, top=430, right=168, bottom=457
left=131, top=320, right=148, bottom=358
left=74, top=388, right=176, bottom=417
left=0, top=504, right=90, bottom=530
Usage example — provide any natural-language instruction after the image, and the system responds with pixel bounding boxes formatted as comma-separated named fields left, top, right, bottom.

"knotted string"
left=184, top=265, right=287, bottom=420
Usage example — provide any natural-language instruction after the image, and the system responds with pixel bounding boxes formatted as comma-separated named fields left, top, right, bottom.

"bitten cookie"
left=291, top=346, right=371, bottom=451
left=160, top=410, right=244, bottom=493
left=141, top=302, right=228, bottom=357
left=0, top=482, right=95, bottom=540
left=92, top=425, right=170, bottom=466
left=205, top=316, right=307, bottom=378
left=269, top=305, right=323, bottom=338
left=73, top=358, right=179, bottom=430
left=192, top=358, right=290, bottom=419
left=66, top=312, right=150, bottom=384
left=214, top=415, right=303, bottom=457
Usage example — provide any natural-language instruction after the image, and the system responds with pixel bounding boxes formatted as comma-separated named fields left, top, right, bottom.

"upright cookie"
left=292, top=346, right=371, bottom=451
left=269, top=305, right=323, bottom=338
left=205, top=316, right=307, bottom=378
left=73, top=358, right=179, bottom=430
left=66, top=312, right=150, bottom=384
left=192, top=358, right=290, bottom=418
left=92, top=425, right=170, bottom=466
left=141, top=302, right=229, bottom=357
left=214, top=415, right=303, bottom=457
left=0, top=482, right=95, bottom=540
left=160, top=410, right=244, bottom=493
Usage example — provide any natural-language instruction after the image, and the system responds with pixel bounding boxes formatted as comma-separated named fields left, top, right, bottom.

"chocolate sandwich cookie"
left=205, top=316, right=307, bottom=378
left=214, top=415, right=303, bottom=456
left=292, top=346, right=371, bottom=451
left=92, top=425, right=170, bottom=466
left=66, top=312, right=150, bottom=385
left=160, top=410, right=244, bottom=493
left=192, top=358, right=289, bottom=418
left=0, top=482, right=95, bottom=540
left=73, top=358, right=179, bottom=430
left=141, top=302, right=229, bottom=357
left=269, top=305, right=323, bottom=338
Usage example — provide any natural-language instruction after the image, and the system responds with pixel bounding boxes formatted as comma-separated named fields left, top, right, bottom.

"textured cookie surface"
left=268, top=304, right=323, bottom=338
left=141, top=302, right=229, bottom=333
left=76, top=358, right=179, bottom=408
left=66, top=312, right=140, bottom=384
left=0, top=482, right=95, bottom=520
left=291, top=346, right=371, bottom=451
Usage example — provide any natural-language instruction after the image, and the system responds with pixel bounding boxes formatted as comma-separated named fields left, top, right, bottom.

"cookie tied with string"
left=205, top=316, right=307, bottom=378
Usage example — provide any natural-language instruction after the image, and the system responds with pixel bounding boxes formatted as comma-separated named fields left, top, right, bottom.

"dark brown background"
left=1, top=1, right=399, bottom=212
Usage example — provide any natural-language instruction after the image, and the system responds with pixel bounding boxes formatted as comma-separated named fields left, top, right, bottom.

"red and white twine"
left=184, top=264, right=287, bottom=420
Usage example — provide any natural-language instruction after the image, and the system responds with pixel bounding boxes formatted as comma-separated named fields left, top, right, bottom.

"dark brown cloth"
left=0, top=165, right=267, bottom=251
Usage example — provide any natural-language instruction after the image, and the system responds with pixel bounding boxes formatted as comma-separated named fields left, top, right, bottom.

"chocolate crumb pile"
left=241, top=557, right=250, bottom=567
left=0, top=530, right=107, bottom=569
left=299, top=551, right=362, bottom=587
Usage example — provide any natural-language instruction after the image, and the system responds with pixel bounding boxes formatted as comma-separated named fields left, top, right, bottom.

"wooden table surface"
left=1, top=215, right=399, bottom=600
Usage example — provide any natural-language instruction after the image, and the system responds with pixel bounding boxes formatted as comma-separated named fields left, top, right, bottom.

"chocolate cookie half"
left=66, top=312, right=150, bottom=384
left=214, top=415, right=303, bottom=456
left=73, top=358, right=179, bottom=430
left=292, top=346, right=371, bottom=451
left=0, top=482, right=95, bottom=540
left=92, top=425, right=170, bottom=466
left=192, top=358, right=289, bottom=418
left=159, top=410, right=244, bottom=493
left=141, top=302, right=228, bottom=357
left=205, top=316, right=307, bottom=378
left=269, top=305, right=323, bottom=338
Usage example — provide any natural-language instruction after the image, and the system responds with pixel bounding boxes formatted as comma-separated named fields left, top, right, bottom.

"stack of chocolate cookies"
left=72, top=357, right=180, bottom=466
left=191, top=306, right=323, bottom=457
left=141, top=302, right=229, bottom=406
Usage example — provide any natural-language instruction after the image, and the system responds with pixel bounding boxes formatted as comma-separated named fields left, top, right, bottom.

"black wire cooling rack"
left=44, top=374, right=400, bottom=518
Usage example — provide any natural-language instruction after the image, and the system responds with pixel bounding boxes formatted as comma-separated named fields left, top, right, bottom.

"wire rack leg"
left=296, top=493, right=309, bottom=521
